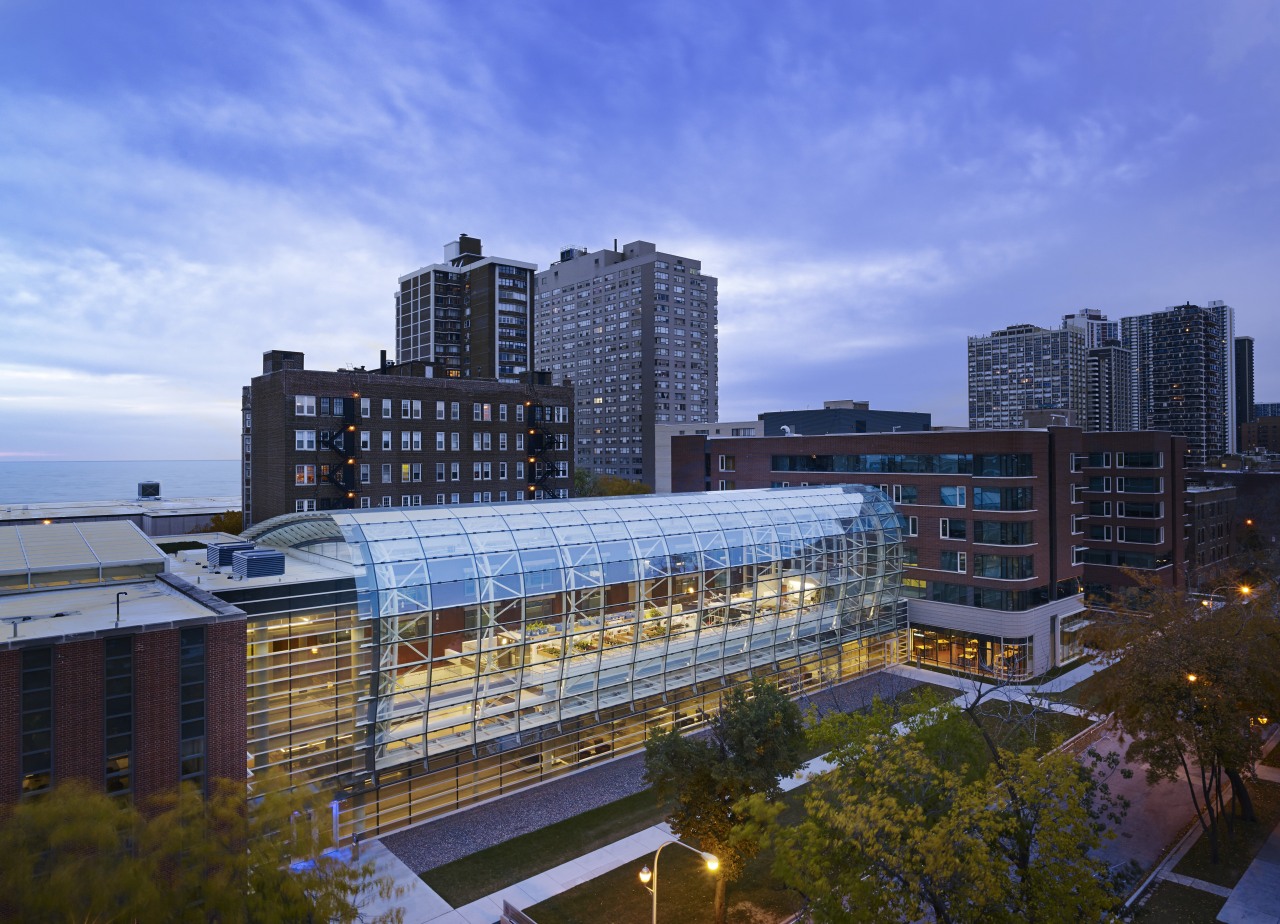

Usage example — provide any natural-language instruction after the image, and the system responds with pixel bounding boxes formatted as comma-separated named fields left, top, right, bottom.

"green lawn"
left=1173, top=779, right=1280, bottom=888
left=1133, top=881, right=1226, bottom=923
left=421, top=789, right=669, bottom=907
left=970, top=699, right=1093, bottom=757
left=526, top=793, right=807, bottom=924
left=1044, top=663, right=1114, bottom=711
left=1261, top=737, right=1280, bottom=768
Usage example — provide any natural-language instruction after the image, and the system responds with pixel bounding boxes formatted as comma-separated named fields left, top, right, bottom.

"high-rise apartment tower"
left=396, top=235, right=536, bottom=382
left=533, top=241, right=718, bottom=486
left=967, top=324, right=1087, bottom=429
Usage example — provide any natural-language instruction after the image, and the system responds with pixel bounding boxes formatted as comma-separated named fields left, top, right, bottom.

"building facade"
left=759, top=400, right=932, bottom=437
left=396, top=235, right=537, bottom=382
left=1241, top=417, right=1280, bottom=454
left=241, top=351, right=574, bottom=528
left=968, top=324, right=1087, bottom=430
left=168, top=486, right=904, bottom=838
left=1062, top=308, right=1119, bottom=349
left=1236, top=335, right=1255, bottom=445
left=533, top=241, right=718, bottom=488
left=672, top=427, right=1193, bottom=675
left=1086, top=340, right=1133, bottom=433
left=0, top=522, right=245, bottom=806
left=1185, top=484, right=1237, bottom=588
left=1121, top=302, right=1236, bottom=464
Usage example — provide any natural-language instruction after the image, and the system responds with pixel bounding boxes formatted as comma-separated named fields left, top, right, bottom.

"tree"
left=0, top=774, right=403, bottom=923
left=644, top=679, right=805, bottom=924
left=1086, top=576, right=1280, bottom=862
left=196, top=509, right=244, bottom=535
left=573, top=470, right=653, bottom=497
left=760, top=693, right=1121, bottom=924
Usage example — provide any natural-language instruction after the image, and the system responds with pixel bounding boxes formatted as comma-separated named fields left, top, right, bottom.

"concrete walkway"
left=1216, top=759, right=1280, bottom=924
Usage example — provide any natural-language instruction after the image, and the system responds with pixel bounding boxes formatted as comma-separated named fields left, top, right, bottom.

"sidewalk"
left=1215, top=759, right=1280, bottom=924
left=361, top=664, right=1107, bottom=923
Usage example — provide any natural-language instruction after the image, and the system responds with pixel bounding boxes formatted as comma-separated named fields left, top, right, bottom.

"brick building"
left=0, top=521, right=244, bottom=805
left=242, top=350, right=575, bottom=528
left=672, top=426, right=1191, bottom=677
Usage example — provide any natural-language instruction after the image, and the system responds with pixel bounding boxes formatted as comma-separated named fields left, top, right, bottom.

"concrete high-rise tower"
left=1235, top=335, right=1255, bottom=445
left=396, top=235, right=536, bottom=382
left=967, top=323, right=1087, bottom=429
left=533, top=241, right=718, bottom=487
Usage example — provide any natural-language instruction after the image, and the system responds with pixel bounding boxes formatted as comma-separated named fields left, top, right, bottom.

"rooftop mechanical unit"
left=137, top=481, right=161, bottom=499
left=231, top=548, right=286, bottom=579
left=207, top=541, right=256, bottom=568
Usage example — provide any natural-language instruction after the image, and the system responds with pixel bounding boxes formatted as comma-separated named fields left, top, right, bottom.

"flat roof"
left=165, top=545, right=356, bottom=591
left=0, top=521, right=165, bottom=588
left=0, top=496, right=240, bottom=522
left=0, top=577, right=227, bottom=646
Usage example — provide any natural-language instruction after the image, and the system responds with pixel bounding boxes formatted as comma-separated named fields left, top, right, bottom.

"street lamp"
left=1199, top=584, right=1253, bottom=610
left=637, top=840, right=719, bottom=924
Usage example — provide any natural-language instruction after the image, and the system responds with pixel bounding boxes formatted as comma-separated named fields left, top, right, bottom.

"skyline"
left=2, top=1, right=1278, bottom=460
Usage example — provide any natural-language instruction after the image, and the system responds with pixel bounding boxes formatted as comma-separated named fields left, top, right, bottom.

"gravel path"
left=382, top=670, right=928, bottom=873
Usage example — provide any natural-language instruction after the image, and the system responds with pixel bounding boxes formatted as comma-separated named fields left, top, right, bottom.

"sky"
left=2, top=0, right=1278, bottom=460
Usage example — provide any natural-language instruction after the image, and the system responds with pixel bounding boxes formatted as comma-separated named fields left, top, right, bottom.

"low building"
left=164, top=485, right=905, bottom=839
left=242, top=350, right=575, bottom=527
left=0, top=495, right=240, bottom=537
left=759, top=399, right=931, bottom=437
left=1185, top=484, right=1237, bottom=588
left=672, top=427, right=1192, bottom=677
left=653, top=420, right=759, bottom=493
left=0, top=521, right=245, bottom=805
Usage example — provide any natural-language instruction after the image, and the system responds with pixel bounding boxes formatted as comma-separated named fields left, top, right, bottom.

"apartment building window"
left=104, top=637, right=133, bottom=797
left=516, top=434, right=524, bottom=451
left=516, top=404, right=525, bottom=422
left=295, top=499, right=317, bottom=512
left=360, top=431, right=371, bottom=451
left=473, top=492, right=483, bottom=503
left=21, top=647, right=53, bottom=796
left=499, top=491, right=509, bottom=502
left=382, top=399, right=392, bottom=419
left=382, top=463, right=392, bottom=483
left=436, top=463, right=446, bottom=482
left=295, top=395, right=316, bottom=416
left=941, top=486, right=966, bottom=507
left=555, top=406, right=570, bottom=423
left=382, top=496, right=392, bottom=507
left=516, top=462, right=525, bottom=480
left=450, top=463, right=460, bottom=481
left=1089, top=477, right=1112, bottom=492
left=940, top=518, right=966, bottom=540
left=450, top=402, right=460, bottom=421
left=939, top=550, right=967, bottom=573
left=359, top=463, right=370, bottom=484
left=436, top=401, right=446, bottom=420
left=556, top=433, right=570, bottom=451
left=473, top=403, right=482, bottom=421
left=1088, top=524, right=1113, bottom=541
left=718, top=454, right=736, bottom=472
left=450, top=493, right=460, bottom=504
left=499, top=404, right=508, bottom=421
left=359, top=497, right=371, bottom=508
left=178, top=627, right=206, bottom=790
left=557, top=461, right=569, bottom=479
left=903, top=548, right=919, bottom=566
left=1072, top=546, right=1087, bottom=565
left=401, top=400, right=410, bottom=418
left=499, top=433, right=508, bottom=451
left=473, top=462, right=483, bottom=479
left=1089, top=501, right=1112, bottom=516
left=380, top=431, right=391, bottom=450
left=473, top=433, right=483, bottom=452
left=1088, top=452, right=1112, bottom=468
left=360, top=397, right=370, bottom=418
left=903, top=515, right=919, bottom=536
left=973, top=487, right=1033, bottom=511
left=402, top=495, right=412, bottom=506
left=294, top=430, right=316, bottom=451
left=295, top=464, right=316, bottom=485
left=499, top=461, right=508, bottom=479
left=436, top=494, right=446, bottom=505
left=718, top=479, right=736, bottom=490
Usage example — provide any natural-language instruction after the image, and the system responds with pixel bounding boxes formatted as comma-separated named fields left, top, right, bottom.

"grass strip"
left=1173, top=779, right=1280, bottom=888
left=1133, top=880, right=1226, bottom=923
left=421, top=788, right=668, bottom=907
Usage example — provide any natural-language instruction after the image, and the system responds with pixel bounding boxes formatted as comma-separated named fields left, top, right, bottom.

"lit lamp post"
left=1199, top=584, right=1252, bottom=611
left=638, top=840, right=719, bottom=924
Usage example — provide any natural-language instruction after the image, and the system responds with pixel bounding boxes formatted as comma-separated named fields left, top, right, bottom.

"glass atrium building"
left=240, top=485, right=905, bottom=837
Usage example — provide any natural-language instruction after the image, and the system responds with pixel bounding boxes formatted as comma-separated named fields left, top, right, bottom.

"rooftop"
left=0, top=496, right=240, bottom=523
left=0, top=520, right=165, bottom=590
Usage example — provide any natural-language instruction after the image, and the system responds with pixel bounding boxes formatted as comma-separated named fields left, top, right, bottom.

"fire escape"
left=524, top=400, right=556, bottom=499
left=323, top=394, right=361, bottom=509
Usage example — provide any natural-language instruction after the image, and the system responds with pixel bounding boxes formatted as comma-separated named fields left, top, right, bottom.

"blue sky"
left=2, top=0, right=1277, bottom=460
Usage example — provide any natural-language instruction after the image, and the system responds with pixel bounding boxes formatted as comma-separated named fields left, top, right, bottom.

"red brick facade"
left=52, top=639, right=104, bottom=787
left=0, top=649, right=19, bottom=805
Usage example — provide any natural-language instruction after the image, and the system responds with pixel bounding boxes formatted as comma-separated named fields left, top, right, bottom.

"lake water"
left=0, top=460, right=240, bottom=505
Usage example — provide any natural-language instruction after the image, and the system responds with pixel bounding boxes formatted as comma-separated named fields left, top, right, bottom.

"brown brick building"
left=242, top=350, right=575, bottom=528
left=0, top=522, right=245, bottom=806
left=672, top=426, right=1190, bottom=678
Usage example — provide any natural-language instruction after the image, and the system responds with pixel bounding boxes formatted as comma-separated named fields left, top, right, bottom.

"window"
left=360, top=397, right=370, bottom=418
left=903, top=515, right=919, bottom=536
left=295, top=395, right=316, bottom=416
left=557, top=461, right=569, bottom=478
left=1089, top=477, right=1112, bottom=492
left=516, top=433, right=524, bottom=451
left=436, top=401, right=446, bottom=420
left=382, top=463, right=392, bottom=483
left=382, top=496, right=392, bottom=507
left=1088, top=501, right=1112, bottom=517
left=1070, top=515, right=1084, bottom=534
left=411, top=400, right=422, bottom=419
left=718, top=454, right=736, bottom=472
left=295, top=464, right=316, bottom=485
left=516, top=461, right=525, bottom=480
left=516, top=404, right=525, bottom=422
left=499, top=404, right=508, bottom=421
left=940, top=551, right=967, bottom=573
left=435, top=494, right=445, bottom=505
left=450, top=432, right=460, bottom=452
left=359, top=496, right=371, bottom=508
left=359, top=463, right=370, bottom=484
left=555, top=406, right=570, bottom=423
left=499, top=461, right=508, bottom=479
left=1088, top=525, right=1113, bottom=541
left=941, top=486, right=966, bottom=507
left=473, top=433, right=483, bottom=452
left=973, top=521, right=1033, bottom=545
left=401, top=495, right=411, bottom=506
left=973, top=554, right=1034, bottom=580
left=499, top=433, right=508, bottom=451
left=473, top=403, right=482, bottom=421
left=295, top=499, right=317, bottom=512
left=381, top=399, right=392, bottom=419
left=718, top=479, right=736, bottom=490
left=436, top=462, right=446, bottom=482
left=473, top=462, right=483, bottom=479
left=20, top=647, right=53, bottom=795
left=450, top=462, right=460, bottom=481
left=178, top=627, right=206, bottom=789
left=1072, top=546, right=1087, bottom=565
left=499, top=491, right=509, bottom=502
left=360, top=431, right=371, bottom=451
left=940, top=518, right=966, bottom=540
left=104, top=637, right=133, bottom=796
left=410, top=463, right=421, bottom=482
left=451, top=493, right=460, bottom=505
left=973, top=487, right=1033, bottom=511
left=401, top=464, right=411, bottom=483
left=381, top=431, right=392, bottom=450
left=450, top=402, right=460, bottom=421
left=295, top=430, right=316, bottom=450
